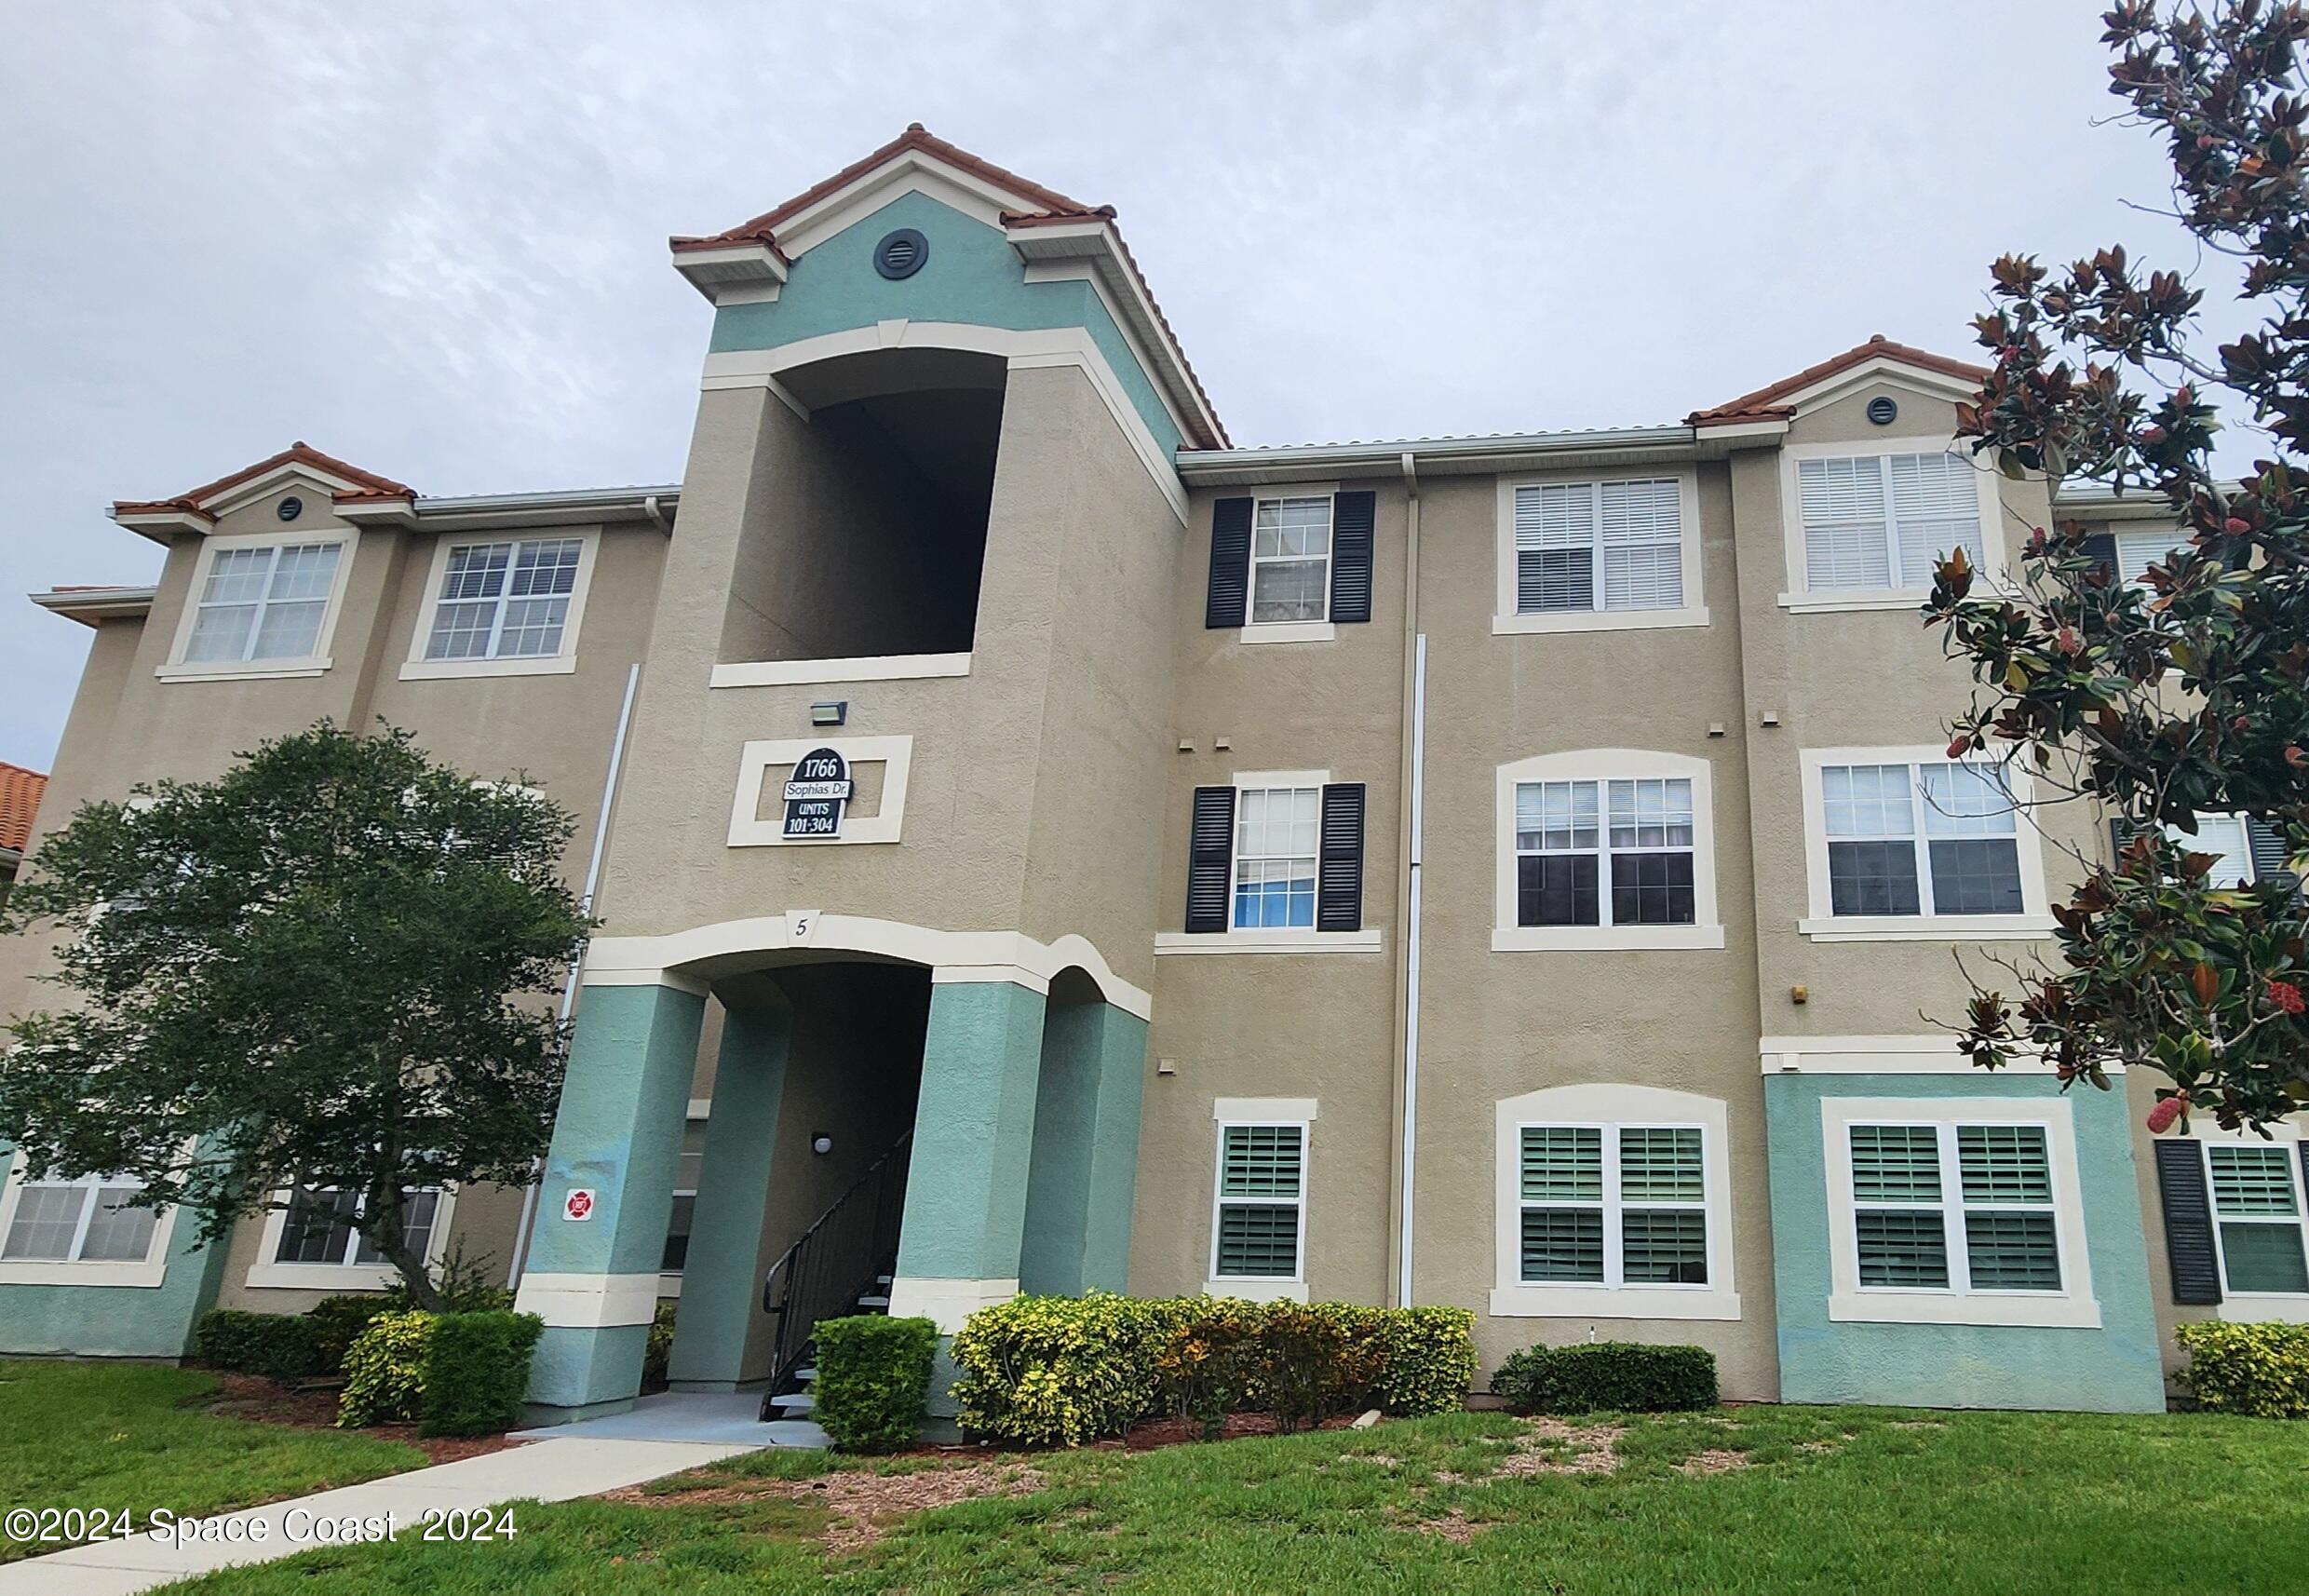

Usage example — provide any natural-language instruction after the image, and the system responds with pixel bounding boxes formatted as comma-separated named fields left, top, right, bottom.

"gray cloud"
left=0, top=0, right=2243, bottom=764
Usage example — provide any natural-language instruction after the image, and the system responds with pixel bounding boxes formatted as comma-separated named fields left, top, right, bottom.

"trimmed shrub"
left=193, top=1310, right=327, bottom=1383
left=2176, top=1319, right=2309, bottom=1418
left=813, top=1315, right=938, bottom=1453
left=1492, top=1340, right=1718, bottom=1415
left=1376, top=1305, right=1479, bottom=1416
left=419, top=1311, right=544, bottom=1437
left=1254, top=1302, right=1386, bottom=1432
left=1154, top=1296, right=1267, bottom=1440
left=339, top=1310, right=435, bottom=1427
left=642, top=1301, right=677, bottom=1394
left=307, top=1295, right=398, bottom=1373
left=952, top=1292, right=1182, bottom=1447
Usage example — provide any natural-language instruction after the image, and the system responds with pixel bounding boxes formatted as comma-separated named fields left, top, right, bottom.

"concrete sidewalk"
left=1, top=1436, right=757, bottom=1596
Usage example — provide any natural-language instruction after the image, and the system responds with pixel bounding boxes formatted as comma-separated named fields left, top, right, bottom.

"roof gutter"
left=1175, top=421, right=1783, bottom=487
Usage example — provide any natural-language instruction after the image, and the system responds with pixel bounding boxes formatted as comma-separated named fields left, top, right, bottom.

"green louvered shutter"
left=1850, top=1125, right=1950, bottom=1287
left=1215, top=1124, right=1303, bottom=1278
left=1519, top=1127, right=1604, bottom=1282
left=2208, top=1143, right=2309, bottom=1293
left=1619, top=1127, right=1708, bottom=1284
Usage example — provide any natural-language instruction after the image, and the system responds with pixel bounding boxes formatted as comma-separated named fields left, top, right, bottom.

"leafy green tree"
left=0, top=723, right=590, bottom=1307
left=1930, top=1, right=2309, bottom=1131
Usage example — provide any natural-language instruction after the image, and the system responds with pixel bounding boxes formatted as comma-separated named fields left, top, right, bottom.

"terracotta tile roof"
left=111, top=442, right=414, bottom=520
left=670, top=124, right=1089, bottom=254
left=1000, top=206, right=1229, bottom=448
left=1688, top=334, right=1991, bottom=426
left=0, top=761, right=46, bottom=856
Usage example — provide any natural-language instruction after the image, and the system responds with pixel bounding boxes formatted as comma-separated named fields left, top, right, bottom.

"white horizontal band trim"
left=930, top=963, right=1052, bottom=994
left=1214, top=1097, right=1317, bottom=1123
left=1492, top=607, right=1710, bottom=637
left=0, top=1258, right=169, bottom=1289
left=1799, top=915, right=2055, bottom=942
left=1488, top=1286, right=1743, bottom=1320
left=155, top=661, right=330, bottom=683
left=1492, top=925, right=1726, bottom=952
left=1203, top=1278, right=1310, bottom=1304
left=514, top=1270, right=665, bottom=1328
left=886, top=1275, right=1019, bottom=1333
left=585, top=915, right=1152, bottom=1021
left=399, top=656, right=578, bottom=682
left=1776, top=590, right=1931, bottom=614
left=1828, top=1291, right=2102, bottom=1329
left=1154, top=929, right=1384, bottom=956
left=1759, top=1035, right=2099, bottom=1075
left=709, top=652, right=972, bottom=688
left=1237, top=621, right=1335, bottom=646
left=243, top=1263, right=401, bottom=1292
left=657, top=1273, right=683, bottom=1297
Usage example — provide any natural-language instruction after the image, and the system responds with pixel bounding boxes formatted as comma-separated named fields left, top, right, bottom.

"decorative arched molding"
left=582, top=913, right=1151, bottom=1021
left=1492, top=748, right=1724, bottom=951
left=1492, top=1081, right=1741, bottom=1320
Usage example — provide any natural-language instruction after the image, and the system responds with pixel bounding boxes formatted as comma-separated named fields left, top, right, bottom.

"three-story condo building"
left=4, top=128, right=2304, bottom=1423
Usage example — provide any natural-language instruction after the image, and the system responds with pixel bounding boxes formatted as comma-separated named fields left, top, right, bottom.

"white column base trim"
left=887, top=1276, right=1019, bottom=1333
left=1202, top=1278, right=1309, bottom=1304
left=516, top=1271, right=665, bottom=1328
left=1489, top=1286, right=1744, bottom=1320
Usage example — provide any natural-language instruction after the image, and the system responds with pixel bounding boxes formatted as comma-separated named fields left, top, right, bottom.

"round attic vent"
left=1866, top=396, right=1898, bottom=426
left=277, top=495, right=304, bottom=522
left=873, top=228, right=928, bottom=280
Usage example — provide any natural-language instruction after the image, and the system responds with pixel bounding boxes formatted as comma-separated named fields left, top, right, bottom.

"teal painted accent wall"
left=0, top=1147, right=229, bottom=1359
left=1763, top=1072, right=2166, bottom=1413
left=707, top=190, right=1185, bottom=456
left=1019, top=1002, right=1147, bottom=1295
left=523, top=980, right=704, bottom=1414
left=668, top=1004, right=792, bottom=1387
left=893, top=981, right=1046, bottom=1281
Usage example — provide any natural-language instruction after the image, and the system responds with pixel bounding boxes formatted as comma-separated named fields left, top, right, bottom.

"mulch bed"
left=200, top=1372, right=525, bottom=1465
left=1101, top=1411, right=1363, bottom=1450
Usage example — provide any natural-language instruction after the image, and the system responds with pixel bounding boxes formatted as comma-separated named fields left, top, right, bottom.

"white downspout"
left=507, top=660, right=643, bottom=1290
left=1397, top=448, right=1427, bottom=1310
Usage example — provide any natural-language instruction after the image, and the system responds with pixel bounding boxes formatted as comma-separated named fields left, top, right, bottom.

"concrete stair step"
left=768, top=1391, right=816, bottom=1414
left=791, top=1366, right=817, bottom=1385
left=855, top=1294, right=890, bottom=1309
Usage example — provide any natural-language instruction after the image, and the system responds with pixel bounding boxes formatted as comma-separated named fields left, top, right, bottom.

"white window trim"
left=1492, top=467, right=1708, bottom=635
left=1205, top=1098, right=1314, bottom=1303
left=1492, top=750, right=1724, bottom=951
left=2168, top=811, right=2258, bottom=888
left=1237, top=481, right=1341, bottom=644
left=399, top=527, right=601, bottom=681
left=0, top=1162, right=176, bottom=1288
left=1490, top=1083, right=1740, bottom=1319
left=1821, top=1096, right=2099, bottom=1328
left=1797, top=745, right=2054, bottom=941
left=1159, top=768, right=1381, bottom=954
left=726, top=735, right=912, bottom=847
left=1776, top=436, right=2006, bottom=611
left=2192, top=1116, right=2309, bottom=1322
left=157, top=528, right=357, bottom=682
left=244, top=1183, right=457, bottom=1292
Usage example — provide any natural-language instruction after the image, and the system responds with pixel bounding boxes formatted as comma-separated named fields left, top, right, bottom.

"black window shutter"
left=2247, top=816, right=2299, bottom=891
left=2109, top=817, right=2135, bottom=860
left=1205, top=498, right=1253, bottom=629
left=2153, top=1139, right=2223, bottom=1305
left=1317, top=782, right=1367, bottom=932
left=1186, top=786, right=1236, bottom=932
left=2300, top=1142, right=2309, bottom=1220
left=1329, top=491, right=1375, bottom=624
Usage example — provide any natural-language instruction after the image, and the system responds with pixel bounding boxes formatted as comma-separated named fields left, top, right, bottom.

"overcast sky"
left=0, top=0, right=2248, bottom=768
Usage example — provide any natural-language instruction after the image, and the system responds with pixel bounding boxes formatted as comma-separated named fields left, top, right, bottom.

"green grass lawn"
left=0, top=1359, right=425, bottom=1564
left=155, top=1402, right=2309, bottom=1594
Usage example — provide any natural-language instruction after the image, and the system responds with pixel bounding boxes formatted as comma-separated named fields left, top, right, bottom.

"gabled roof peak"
left=108, top=443, right=414, bottom=540
left=1689, top=335, right=1990, bottom=427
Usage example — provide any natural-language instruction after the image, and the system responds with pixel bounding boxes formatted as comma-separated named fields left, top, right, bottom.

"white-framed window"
left=245, top=1183, right=454, bottom=1291
left=2166, top=812, right=2256, bottom=887
left=161, top=532, right=353, bottom=681
left=1821, top=1096, right=2098, bottom=1328
left=662, top=1117, right=707, bottom=1278
left=1249, top=496, right=1332, bottom=626
left=1493, top=751, right=1723, bottom=951
left=1777, top=439, right=2001, bottom=609
left=2206, top=1141, right=2309, bottom=1299
left=1798, top=748, right=2051, bottom=940
left=2083, top=526, right=2186, bottom=587
left=1492, top=1084, right=1739, bottom=1319
left=1233, top=784, right=1321, bottom=930
left=0, top=1172, right=157, bottom=1265
left=1206, top=1098, right=1314, bottom=1303
left=401, top=530, right=599, bottom=681
left=1494, top=469, right=1706, bottom=635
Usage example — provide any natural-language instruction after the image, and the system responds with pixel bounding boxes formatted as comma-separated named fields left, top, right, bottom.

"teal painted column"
left=1019, top=1002, right=1148, bottom=1296
left=888, top=981, right=1047, bottom=1363
left=516, top=978, right=706, bottom=1422
left=668, top=1003, right=791, bottom=1389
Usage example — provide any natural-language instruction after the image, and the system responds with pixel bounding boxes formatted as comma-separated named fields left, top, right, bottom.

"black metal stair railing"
left=757, top=1129, right=914, bottom=1414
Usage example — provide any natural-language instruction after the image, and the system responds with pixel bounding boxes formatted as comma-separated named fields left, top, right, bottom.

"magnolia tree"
left=0, top=724, right=590, bottom=1308
left=1929, top=0, right=2309, bottom=1132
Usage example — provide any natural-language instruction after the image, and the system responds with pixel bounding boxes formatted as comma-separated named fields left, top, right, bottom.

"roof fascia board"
left=31, top=588, right=158, bottom=626
left=774, top=156, right=1023, bottom=260
left=672, top=242, right=789, bottom=302
left=108, top=509, right=209, bottom=544
left=1177, top=426, right=1704, bottom=485
left=199, top=461, right=375, bottom=517
left=1773, top=356, right=1983, bottom=416
left=1019, top=256, right=1199, bottom=448
left=1013, top=226, right=1222, bottom=450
